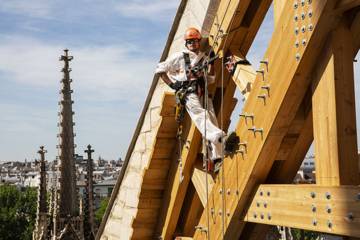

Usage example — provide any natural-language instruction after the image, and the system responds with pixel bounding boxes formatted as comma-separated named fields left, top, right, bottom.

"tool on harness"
left=185, top=52, right=219, bottom=78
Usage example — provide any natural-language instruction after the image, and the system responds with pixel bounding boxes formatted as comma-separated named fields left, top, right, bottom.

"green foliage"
left=95, top=197, right=109, bottom=224
left=291, top=228, right=320, bottom=240
left=0, top=185, right=37, bottom=240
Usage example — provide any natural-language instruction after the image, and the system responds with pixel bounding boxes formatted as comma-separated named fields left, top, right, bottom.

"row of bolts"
left=250, top=191, right=360, bottom=229
left=237, top=59, right=270, bottom=155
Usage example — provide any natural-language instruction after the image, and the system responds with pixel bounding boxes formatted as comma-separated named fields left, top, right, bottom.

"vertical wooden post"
left=312, top=20, right=359, bottom=186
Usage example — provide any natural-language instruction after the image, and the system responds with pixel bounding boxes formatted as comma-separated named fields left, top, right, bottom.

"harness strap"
left=183, top=52, right=191, bottom=76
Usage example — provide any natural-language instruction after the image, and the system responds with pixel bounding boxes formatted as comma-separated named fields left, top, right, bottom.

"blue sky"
left=0, top=0, right=178, bottom=161
left=0, top=1, right=359, bottom=162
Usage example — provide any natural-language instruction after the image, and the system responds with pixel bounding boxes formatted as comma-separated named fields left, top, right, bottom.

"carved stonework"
left=52, top=49, right=83, bottom=239
left=83, top=145, right=96, bottom=239
left=33, top=146, right=48, bottom=240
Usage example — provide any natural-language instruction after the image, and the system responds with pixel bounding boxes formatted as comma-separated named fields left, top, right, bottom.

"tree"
left=0, top=185, right=37, bottom=240
left=291, top=228, right=320, bottom=240
left=95, top=197, right=109, bottom=225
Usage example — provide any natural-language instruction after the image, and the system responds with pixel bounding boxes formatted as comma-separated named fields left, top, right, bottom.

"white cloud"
left=0, top=0, right=53, bottom=18
left=0, top=35, right=156, bottom=102
left=115, top=0, right=178, bottom=21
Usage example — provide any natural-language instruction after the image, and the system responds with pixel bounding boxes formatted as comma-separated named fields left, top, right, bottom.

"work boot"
left=222, top=131, right=240, bottom=155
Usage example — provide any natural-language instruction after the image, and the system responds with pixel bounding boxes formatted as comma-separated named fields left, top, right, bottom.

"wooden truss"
left=130, top=0, right=360, bottom=239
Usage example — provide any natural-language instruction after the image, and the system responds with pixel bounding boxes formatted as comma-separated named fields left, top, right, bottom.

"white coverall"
left=155, top=49, right=225, bottom=160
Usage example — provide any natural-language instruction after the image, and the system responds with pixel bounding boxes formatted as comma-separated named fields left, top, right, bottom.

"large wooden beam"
left=241, top=11, right=360, bottom=239
left=208, top=0, right=252, bottom=53
left=312, top=19, right=359, bottom=186
left=194, top=1, right=342, bottom=239
left=244, top=185, right=360, bottom=238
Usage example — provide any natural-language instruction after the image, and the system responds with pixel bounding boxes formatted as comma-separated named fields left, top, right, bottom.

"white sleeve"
left=155, top=53, right=182, bottom=74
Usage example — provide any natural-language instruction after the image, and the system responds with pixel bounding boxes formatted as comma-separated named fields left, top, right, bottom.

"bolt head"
left=295, top=40, right=300, bottom=48
left=327, top=220, right=333, bottom=228
left=308, top=24, right=314, bottom=31
left=294, top=15, right=298, bottom=22
left=312, top=219, right=317, bottom=226
left=294, top=1, right=298, bottom=9
left=347, top=212, right=354, bottom=221
left=301, top=26, right=306, bottom=33
left=301, top=12, right=306, bottom=20
left=325, top=192, right=331, bottom=200
left=308, top=10, right=313, bottom=17
left=295, top=27, right=299, bottom=35
left=311, top=204, right=316, bottom=212
left=310, top=192, right=316, bottom=198
left=326, top=205, right=332, bottom=214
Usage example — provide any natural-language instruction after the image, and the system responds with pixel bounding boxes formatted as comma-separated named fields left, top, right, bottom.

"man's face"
left=185, top=39, right=200, bottom=52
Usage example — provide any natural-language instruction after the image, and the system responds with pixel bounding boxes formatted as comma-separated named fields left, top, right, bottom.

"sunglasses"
left=186, top=39, right=199, bottom=45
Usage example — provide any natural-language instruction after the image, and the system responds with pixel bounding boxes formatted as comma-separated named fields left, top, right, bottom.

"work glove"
left=169, top=81, right=182, bottom=91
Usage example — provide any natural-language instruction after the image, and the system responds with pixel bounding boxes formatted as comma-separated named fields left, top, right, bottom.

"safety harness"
left=175, top=53, right=204, bottom=123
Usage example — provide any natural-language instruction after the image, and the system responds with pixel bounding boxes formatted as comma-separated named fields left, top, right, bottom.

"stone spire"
left=83, top=145, right=96, bottom=240
left=57, top=49, right=77, bottom=217
left=53, top=49, right=83, bottom=239
left=33, top=146, right=48, bottom=240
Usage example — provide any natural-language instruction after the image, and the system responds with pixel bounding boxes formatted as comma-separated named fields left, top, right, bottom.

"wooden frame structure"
left=99, top=0, right=360, bottom=239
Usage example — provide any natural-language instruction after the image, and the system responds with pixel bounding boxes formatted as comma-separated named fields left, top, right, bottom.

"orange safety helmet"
left=184, top=27, right=201, bottom=40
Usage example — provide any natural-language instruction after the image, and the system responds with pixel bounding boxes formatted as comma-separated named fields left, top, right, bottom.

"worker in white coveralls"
left=155, top=27, right=238, bottom=172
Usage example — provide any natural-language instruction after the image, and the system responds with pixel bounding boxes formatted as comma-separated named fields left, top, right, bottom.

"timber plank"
left=244, top=185, right=360, bottom=237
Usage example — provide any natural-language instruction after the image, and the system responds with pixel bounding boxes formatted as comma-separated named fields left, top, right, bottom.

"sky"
left=0, top=0, right=179, bottom=161
left=0, top=1, right=359, bottom=162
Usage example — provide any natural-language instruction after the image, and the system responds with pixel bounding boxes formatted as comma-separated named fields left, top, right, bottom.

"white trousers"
left=185, top=93, right=225, bottom=160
